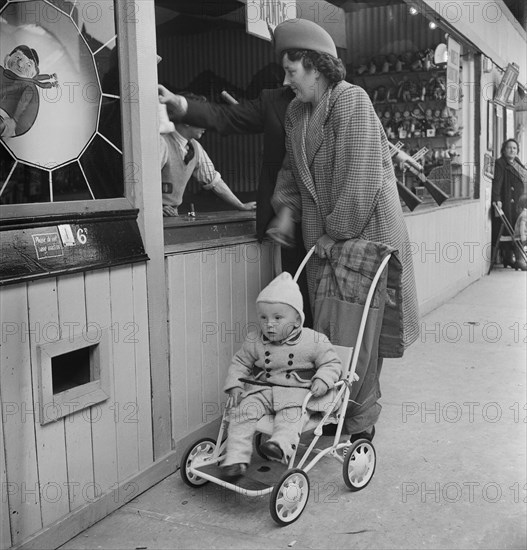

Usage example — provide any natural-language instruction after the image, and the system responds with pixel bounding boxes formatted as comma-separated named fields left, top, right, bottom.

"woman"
left=492, top=138, right=527, bottom=268
left=269, top=18, right=419, bottom=440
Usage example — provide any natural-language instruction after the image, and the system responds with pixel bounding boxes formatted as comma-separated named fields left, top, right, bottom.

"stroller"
left=179, top=246, right=392, bottom=525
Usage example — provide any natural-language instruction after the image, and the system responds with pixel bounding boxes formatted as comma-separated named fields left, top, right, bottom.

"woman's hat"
left=274, top=18, right=337, bottom=58
left=256, top=272, right=305, bottom=325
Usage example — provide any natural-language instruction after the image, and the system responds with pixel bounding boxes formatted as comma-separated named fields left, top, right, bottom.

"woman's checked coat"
left=272, top=80, right=419, bottom=350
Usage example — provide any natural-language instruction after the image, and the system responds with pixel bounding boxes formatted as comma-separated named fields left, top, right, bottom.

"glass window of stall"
left=0, top=0, right=147, bottom=285
left=345, top=1, right=477, bottom=207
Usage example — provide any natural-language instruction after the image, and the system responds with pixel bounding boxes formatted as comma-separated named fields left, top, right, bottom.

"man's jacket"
left=183, top=87, right=294, bottom=239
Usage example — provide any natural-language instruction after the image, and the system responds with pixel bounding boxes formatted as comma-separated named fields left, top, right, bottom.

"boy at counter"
left=221, top=272, right=342, bottom=479
left=159, top=91, right=256, bottom=217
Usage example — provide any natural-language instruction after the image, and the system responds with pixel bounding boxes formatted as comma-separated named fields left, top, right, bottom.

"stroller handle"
left=293, top=246, right=316, bottom=282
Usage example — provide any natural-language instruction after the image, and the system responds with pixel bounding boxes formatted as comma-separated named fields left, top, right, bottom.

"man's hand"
left=158, top=84, right=177, bottom=104
left=227, top=387, right=243, bottom=407
left=158, top=84, right=188, bottom=119
left=238, top=201, right=257, bottom=211
left=310, top=379, right=328, bottom=397
left=162, top=205, right=178, bottom=217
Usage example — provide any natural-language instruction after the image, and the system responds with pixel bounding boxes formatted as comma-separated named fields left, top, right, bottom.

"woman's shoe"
left=514, top=259, right=527, bottom=271
left=503, top=249, right=516, bottom=268
left=343, top=426, right=376, bottom=458
left=349, top=425, right=375, bottom=444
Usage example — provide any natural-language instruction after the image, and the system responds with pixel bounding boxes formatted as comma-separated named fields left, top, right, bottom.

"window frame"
left=0, top=0, right=135, bottom=220
left=37, top=326, right=112, bottom=426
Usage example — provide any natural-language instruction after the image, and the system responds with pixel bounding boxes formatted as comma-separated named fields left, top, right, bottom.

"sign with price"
left=32, top=232, right=64, bottom=259
left=1, top=210, right=148, bottom=285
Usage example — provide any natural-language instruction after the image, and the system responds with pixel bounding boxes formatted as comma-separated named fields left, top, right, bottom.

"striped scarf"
left=3, top=68, right=59, bottom=89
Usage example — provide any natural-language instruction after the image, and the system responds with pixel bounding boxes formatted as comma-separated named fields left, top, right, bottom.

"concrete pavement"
left=60, top=268, right=527, bottom=550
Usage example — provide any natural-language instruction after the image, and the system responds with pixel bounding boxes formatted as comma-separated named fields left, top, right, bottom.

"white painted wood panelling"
left=166, top=242, right=275, bottom=444
left=57, top=274, right=94, bottom=513
left=109, top=265, right=142, bottom=483
left=0, top=264, right=153, bottom=546
left=0, top=285, right=42, bottom=544
left=27, top=278, right=71, bottom=527
left=84, top=269, right=119, bottom=499
left=405, top=201, right=485, bottom=314
left=0, top=398, right=11, bottom=550
left=131, top=263, right=154, bottom=471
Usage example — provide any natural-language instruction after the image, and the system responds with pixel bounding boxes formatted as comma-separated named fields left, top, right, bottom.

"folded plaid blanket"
left=314, top=238, right=404, bottom=358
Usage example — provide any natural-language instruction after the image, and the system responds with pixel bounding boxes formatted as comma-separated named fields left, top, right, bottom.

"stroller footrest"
left=256, top=413, right=339, bottom=435
left=196, top=461, right=287, bottom=490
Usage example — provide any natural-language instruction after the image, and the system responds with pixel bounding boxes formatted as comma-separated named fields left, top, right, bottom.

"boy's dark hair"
left=517, top=195, right=527, bottom=210
left=9, top=45, right=39, bottom=71
left=282, top=49, right=346, bottom=83
left=178, top=91, right=207, bottom=103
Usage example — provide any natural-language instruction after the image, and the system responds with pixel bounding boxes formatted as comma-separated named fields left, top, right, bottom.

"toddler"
left=222, top=272, right=342, bottom=478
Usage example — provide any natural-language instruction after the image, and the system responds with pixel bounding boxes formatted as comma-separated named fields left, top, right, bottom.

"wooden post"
left=116, top=1, right=172, bottom=459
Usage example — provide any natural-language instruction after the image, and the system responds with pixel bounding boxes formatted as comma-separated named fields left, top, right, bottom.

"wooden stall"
left=0, top=1, right=164, bottom=548
left=1, top=1, right=525, bottom=549
left=0, top=266, right=152, bottom=546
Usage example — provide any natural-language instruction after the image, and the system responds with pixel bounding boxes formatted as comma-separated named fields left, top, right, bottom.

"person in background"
left=491, top=138, right=527, bottom=268
left=268, top=18, right=420, bottom=443
left=159, top=91, right=255, bottom=217
left=158, top=85, right=291, bottom=233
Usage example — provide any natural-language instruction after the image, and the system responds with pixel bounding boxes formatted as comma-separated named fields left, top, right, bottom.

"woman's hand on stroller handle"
left=314, top=234, right=335, bottom=259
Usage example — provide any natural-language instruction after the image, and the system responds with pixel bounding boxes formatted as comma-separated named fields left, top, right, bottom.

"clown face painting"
left=0, top=0, right=124, bottom=205
left=0, top=45, right=59, bottom=138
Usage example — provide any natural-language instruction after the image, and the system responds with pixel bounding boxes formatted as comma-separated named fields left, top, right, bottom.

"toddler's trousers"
left=223, top=388, right=307, bottom=466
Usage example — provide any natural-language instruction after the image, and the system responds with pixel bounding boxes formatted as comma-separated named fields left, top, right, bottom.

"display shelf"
left=353, top=64, right=463, bottom=200
left=350, top=68, right=447, bottom=82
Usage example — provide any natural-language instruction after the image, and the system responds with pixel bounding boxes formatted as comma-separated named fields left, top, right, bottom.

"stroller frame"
left=488, top=201, right=527, bottom=273
left=180, top=246, right=392, bottom=525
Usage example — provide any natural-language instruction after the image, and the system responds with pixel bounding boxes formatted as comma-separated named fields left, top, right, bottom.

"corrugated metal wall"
left=155, top=3, right=445, bottom=194
left=346, top=3, right=444, bottom=67
left=157, top=28, right=279, bottom=193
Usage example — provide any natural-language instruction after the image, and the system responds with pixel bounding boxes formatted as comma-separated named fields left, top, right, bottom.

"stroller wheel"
left=342, top=439, right=376, bottom=491
left=270, top=469, right=310, bottom=526
left=180, top=438, right=216, bottom=487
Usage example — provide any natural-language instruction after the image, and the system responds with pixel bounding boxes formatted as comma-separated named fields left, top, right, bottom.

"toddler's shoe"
left=260, top=441, right=283, bottom=460
left=222, top=463, right=247, bottom=479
